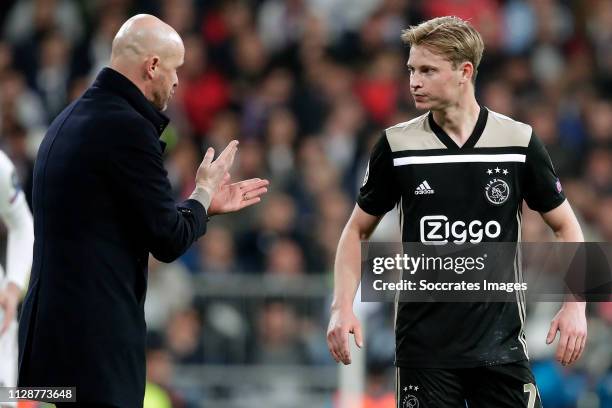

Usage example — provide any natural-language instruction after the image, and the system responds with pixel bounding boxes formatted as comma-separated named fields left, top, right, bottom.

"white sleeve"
left=0, top=151, right=34, bottom=291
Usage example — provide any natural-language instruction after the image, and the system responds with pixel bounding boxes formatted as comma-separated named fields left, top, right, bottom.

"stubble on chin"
left=151, top=93, right=168, bottom=112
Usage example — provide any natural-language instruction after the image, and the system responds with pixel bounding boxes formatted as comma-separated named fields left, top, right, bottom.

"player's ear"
left=459, top=61, right=473, bottom=84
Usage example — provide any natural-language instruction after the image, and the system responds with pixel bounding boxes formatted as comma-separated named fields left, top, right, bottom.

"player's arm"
left=327, top=205, right=382, bottom=364
left=541, top=200, right=583, bottom=242
left=540, top=200, right=587, bottom=367
left=523, top=131, right=588, bottom=367
left=327, top=132, right=398, bottom=365
left=0, top=152, right=34, bottom=335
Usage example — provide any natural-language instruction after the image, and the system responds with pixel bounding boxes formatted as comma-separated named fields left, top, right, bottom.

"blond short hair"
left=401, top=16, right=484, bottom=83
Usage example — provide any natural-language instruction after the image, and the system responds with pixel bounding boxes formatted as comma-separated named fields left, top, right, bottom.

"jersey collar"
left=428, top=106, right=488, bottom=150
left=93, top=67, right=170, bottom=137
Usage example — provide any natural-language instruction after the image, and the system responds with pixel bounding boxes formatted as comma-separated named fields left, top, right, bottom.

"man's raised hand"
left=195, top=140, right=239, bottom=197
left=208, top=176, right=269, bottom=215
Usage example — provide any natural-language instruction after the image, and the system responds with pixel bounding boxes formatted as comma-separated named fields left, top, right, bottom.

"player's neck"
left=431, top=98, right=481, bottom=147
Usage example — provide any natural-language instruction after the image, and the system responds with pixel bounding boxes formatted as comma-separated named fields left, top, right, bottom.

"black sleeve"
left=357, top=132, right=400, bottom=216
left=523, top=131, right=566, bottom=212
left=108, top=117, right=208, bottom=262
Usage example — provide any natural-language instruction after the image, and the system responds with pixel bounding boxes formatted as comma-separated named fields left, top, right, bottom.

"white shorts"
left=0, top=319, right=18, bottom=408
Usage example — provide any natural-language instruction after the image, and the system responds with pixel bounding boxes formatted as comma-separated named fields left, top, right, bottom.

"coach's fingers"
left=546, top=319, right=559, bottom=344
left=238, top=197, right=261, bottom=209
left=242, top=187, right=268, bottom=201
left=238, top=178, right=270, bottom=193
left=217, top=140, right=238, bottom=159
left=220, top=172, right=231, bottom=186
left=236, top=178, right=264, bottom=188
left=224, top=141, right=238, bottom=169
left=216, top=140, right=239, bottom=169
left=201, top=147, right=215, bottom=167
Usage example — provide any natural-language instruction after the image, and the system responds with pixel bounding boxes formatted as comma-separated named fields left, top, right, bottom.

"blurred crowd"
left=1, top=0, right=611, bottom=407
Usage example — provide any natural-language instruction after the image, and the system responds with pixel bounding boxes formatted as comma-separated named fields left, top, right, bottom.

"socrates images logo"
left=485, top=178, right=510, bottom=205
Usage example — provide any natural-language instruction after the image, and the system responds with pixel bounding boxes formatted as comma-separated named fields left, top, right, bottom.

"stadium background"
left=0, top=0, right=610, bottom=407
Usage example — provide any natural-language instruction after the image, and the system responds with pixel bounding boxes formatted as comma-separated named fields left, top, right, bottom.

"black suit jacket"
left=18, top=67, right=208, bottom=408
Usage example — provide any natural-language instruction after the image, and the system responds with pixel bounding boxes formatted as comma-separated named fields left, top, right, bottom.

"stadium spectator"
left=196, top=225, right=239, bottom=274
left=252, top=300, right=310, bottom=365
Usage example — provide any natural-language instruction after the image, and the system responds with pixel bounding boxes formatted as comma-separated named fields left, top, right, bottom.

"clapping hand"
left=195, top=140, right=239, bottom=196
left=194, top=140, right=269, bottom=215
left=208, top=175, right=269, bottom=215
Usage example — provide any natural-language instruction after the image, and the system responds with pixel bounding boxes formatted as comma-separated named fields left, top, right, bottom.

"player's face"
left=407, top=45, right=463, bottom=111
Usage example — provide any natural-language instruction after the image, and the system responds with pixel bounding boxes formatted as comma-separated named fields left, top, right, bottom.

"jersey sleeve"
left=357, top=132, right=400, bottom=216
left=107, top=117, right=208, bottom=263
left=0, top=150, right=34, bottom=290
left=0, top=151, right=20, bottom=213
left=523, top=132, right=566, bottom=212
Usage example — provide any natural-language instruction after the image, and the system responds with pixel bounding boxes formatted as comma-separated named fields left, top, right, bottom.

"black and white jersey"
left=357, top=107, right=566, bottom=368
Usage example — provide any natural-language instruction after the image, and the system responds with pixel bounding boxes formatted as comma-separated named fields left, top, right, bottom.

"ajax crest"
left=485, top=178, right=510, bottom=205
left=402, top=394, right=419, bottom=408
left=402, top=385, right=420, bottom=408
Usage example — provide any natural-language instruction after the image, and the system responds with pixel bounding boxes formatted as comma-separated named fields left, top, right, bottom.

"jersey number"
left=523, top=383, right=537, bottom=408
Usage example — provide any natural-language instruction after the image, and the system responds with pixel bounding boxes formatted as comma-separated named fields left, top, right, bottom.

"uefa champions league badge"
left=401, top=385, right=420, bottom=408
left=362, top=163, right=370, bottom=187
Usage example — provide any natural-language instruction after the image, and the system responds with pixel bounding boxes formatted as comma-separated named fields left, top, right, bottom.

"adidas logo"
left=415, top=180, right=435, bottom=195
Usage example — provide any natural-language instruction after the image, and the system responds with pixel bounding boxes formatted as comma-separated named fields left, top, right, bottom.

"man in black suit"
left=17, top=14, right=268, bottom=408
